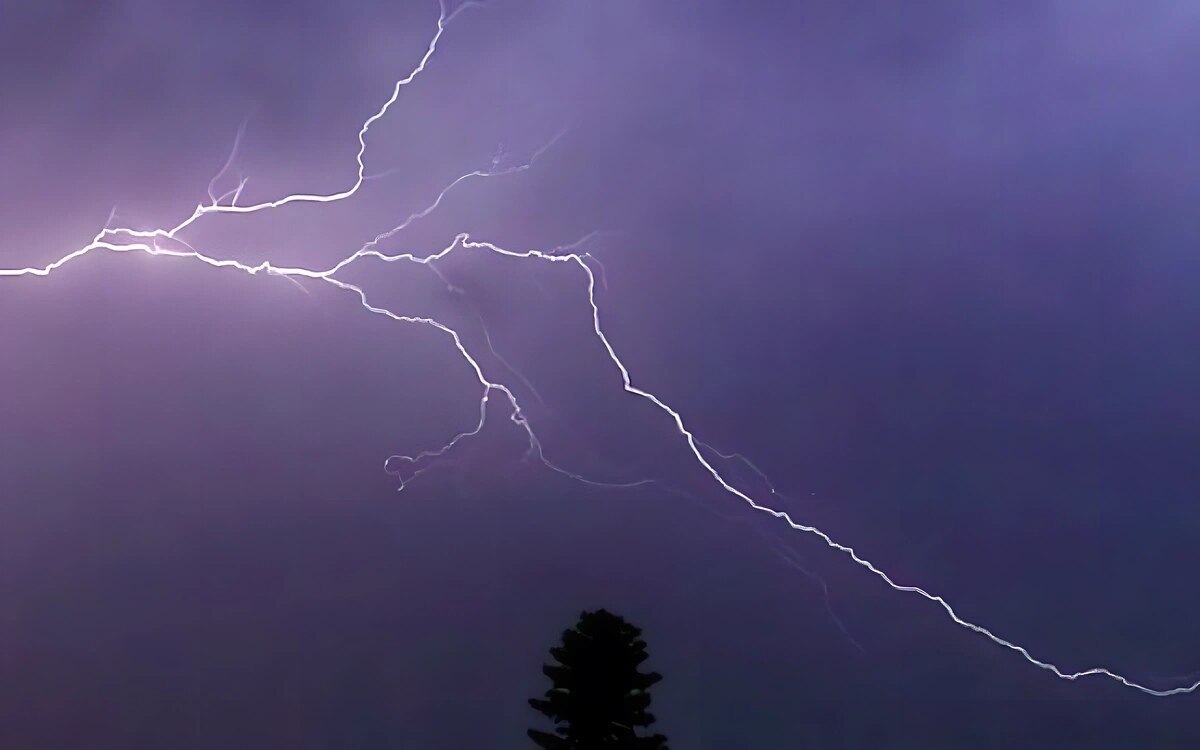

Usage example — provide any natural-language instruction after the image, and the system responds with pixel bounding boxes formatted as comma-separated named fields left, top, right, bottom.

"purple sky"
left=4, top=0, right=1200, bottom=746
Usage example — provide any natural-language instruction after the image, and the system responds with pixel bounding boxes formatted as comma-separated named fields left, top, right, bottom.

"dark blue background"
left=3, top=1, right=1200, bottom=746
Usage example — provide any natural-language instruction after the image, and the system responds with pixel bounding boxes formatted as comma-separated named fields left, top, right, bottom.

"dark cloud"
left=3, top=1, right=1200, bottom=746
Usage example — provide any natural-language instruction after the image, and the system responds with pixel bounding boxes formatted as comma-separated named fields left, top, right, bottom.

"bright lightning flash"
left=1, top=0, right=1195, bottom=699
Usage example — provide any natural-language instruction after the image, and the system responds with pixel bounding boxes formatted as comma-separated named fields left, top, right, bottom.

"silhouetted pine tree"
left=528, top=609, right=668, bottom=749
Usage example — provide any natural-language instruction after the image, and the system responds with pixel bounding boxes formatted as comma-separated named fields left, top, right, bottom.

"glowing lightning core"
left=2, top=0, right=1196, bottom=698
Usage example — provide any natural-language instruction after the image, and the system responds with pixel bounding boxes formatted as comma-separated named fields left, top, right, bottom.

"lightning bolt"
left=2, top=0, right=1196, bottom=699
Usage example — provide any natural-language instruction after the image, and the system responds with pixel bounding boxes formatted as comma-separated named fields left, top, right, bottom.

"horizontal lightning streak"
left=1, top=0, right=1194, bottom=699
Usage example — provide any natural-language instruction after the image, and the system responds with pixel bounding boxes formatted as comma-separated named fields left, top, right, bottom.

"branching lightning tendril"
left=2, top=0, right=1195, bottom=698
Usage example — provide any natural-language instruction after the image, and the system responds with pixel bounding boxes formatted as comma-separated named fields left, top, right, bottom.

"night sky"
left=3, top=1, right=1200, bottom=747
